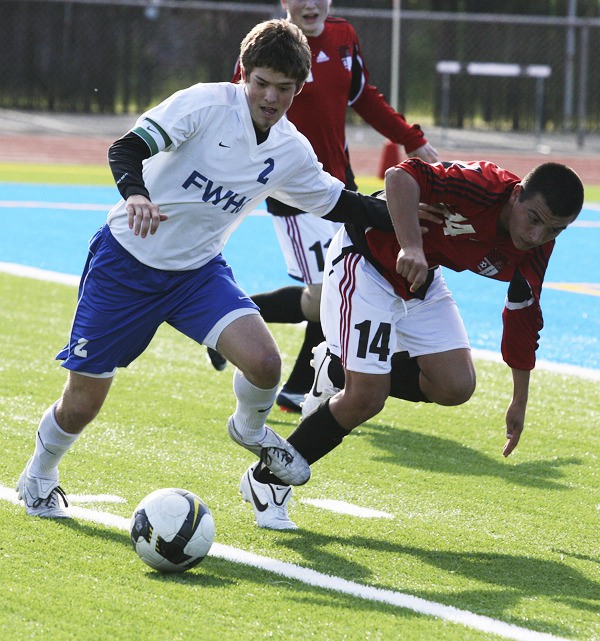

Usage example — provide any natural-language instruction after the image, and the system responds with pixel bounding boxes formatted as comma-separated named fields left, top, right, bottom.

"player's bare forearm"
left=503, top=367, right=530, bottom=457
left=384, top=167, right=429, bottom=292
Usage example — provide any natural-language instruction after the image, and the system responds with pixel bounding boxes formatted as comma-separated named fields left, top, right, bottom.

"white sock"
left=232, top=369, right=278, bottom=442
left=29, top=403, right=80, bottom=478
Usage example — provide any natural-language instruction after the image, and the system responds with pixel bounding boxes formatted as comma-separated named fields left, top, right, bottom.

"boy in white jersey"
left=16, top=19, right=391, bottom=521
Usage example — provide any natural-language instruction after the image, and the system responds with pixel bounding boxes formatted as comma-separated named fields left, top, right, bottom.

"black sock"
left=284, top=321, right=325, bottom=393
left=389, top=353, right=431, bottom=403
left=287, top=398, right=349, bottom=464
left=251, top=286, right=305, bottom=323
left=254, top=399, right=349, bottom=484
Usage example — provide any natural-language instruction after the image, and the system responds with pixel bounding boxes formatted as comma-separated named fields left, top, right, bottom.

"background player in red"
left=238, top=159, right=584, bottom=529
left=207, top=0, right=438, bottom=414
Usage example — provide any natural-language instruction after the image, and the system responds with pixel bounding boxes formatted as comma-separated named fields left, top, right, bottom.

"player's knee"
left=56, top=396, right=103, bottom=431
left=242, top=350, right=281, bottom=389
left=341, top=384, right=387, bottom=423
left=300, top=286, right=321, bottom=322
left=58, top=373, right=111, bottom=431
left=435, top=371, right=476, bottom=406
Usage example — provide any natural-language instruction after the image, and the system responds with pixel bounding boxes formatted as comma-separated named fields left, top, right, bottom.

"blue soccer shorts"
left=56, top=225, right=259, bottom=376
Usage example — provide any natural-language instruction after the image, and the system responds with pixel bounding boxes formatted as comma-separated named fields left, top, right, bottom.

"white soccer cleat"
left=227, top=416, right=310, bottom=486
left=16, top=459, right=70, bottom=518
left=239, top=464, right=297, bottom=530
left=301, top=342, right=341, bottom=419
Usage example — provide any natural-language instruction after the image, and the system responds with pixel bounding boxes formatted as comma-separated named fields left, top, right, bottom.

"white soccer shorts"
left=272, top=213, right=341, bottom=285
left=321, top=227, right=471, bottom=374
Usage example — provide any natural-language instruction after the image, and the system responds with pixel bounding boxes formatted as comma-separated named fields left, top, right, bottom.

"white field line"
left=0, top=262, right=80, bottom=286
left=68, top=493, right=126, bottom=503
left=0, top=200, right=109, bottom=211
left=469, top=347, right=600, bottom=381
left=1, top=199, right=598, bottom=216
left=301, top=498, right=394, bottom=519
left=571, top=220, right=600, bottom=227
left=0, top=484, right=569, bottom=641
left=0, top=201, right=269, bottom=216
left=2, top=260, right=598, bottom=381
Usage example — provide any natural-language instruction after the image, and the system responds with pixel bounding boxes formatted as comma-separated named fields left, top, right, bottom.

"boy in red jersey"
left=238, top=159, right=584, bottom=529
left=207, top=0, right=438, bottom=415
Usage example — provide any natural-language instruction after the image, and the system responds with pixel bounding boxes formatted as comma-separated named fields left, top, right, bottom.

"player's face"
left=244, top=67, right=301, bottom=132
left=282, top=0, right=331, bottom=37
left=503, top=187, right=576, bottom=251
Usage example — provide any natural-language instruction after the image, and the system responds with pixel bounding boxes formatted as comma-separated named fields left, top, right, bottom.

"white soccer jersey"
left=107, top=82, right=344, bottom=271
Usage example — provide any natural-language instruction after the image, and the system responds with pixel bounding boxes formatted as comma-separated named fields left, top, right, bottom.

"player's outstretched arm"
left=323, top=189, right=393, bottom=230
left=503, top=368, right=530, bottom=457
left=385, top=167, right=429, bottom=293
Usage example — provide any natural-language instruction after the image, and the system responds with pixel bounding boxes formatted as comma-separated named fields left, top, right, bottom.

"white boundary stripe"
left=0, top=201, right=269, bottom=216
left=1, top=261, right=598, bottom=381
left=0, top=198, right=597, bottom=215
left=0, top=485, right=569, bottom=641
left=0, top=262, right=80, bottom=286
left=471, top=348, right=600, bottom=381
left=302, top=498, right=394, bottom=519
left=68, top=494, right=127, bottom=503
left=571, top=220, right=600, bottom=227
left=0, top=200, right=109, bottom=211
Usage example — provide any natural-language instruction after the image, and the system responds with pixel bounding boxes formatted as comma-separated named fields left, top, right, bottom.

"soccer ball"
left=130, top=488, right=215, bottom=573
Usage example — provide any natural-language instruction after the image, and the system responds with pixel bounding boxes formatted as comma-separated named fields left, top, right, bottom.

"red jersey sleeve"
left=349, top=31, right=427, bottom=154
left=501, top=244, right=553, bottom=370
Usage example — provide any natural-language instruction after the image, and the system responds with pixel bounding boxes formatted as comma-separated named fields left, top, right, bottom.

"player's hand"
left=126, top=194, right=168, bottom=238
left=409, top=142, right=438, bottom=164
left=418, top=203, right=445, bottom=225
left=502, top=404, right=526, bottom=457
left=396, top=247, right=429, bottom=293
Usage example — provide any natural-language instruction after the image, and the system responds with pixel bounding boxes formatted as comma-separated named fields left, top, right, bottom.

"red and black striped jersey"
left=363, top=159, right=553, bottom=370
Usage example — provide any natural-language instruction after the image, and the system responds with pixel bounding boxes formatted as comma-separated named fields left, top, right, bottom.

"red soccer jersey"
left=232, top=17, right=426, bottom=183
left=363, top=159, right=554, bottom=370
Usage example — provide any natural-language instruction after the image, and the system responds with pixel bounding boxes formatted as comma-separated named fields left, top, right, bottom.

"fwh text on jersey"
left=183, top=171, right=249, bottom=213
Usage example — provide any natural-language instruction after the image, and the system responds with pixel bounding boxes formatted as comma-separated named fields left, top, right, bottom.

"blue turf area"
left=1, top=183, right=598, bottom=371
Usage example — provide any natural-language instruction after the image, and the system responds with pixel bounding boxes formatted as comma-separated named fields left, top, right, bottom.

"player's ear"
left=510, top=183, right=523, bottom=203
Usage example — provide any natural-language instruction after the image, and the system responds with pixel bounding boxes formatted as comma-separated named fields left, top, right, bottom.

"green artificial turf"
left=0, top=273, right=598, bottom=641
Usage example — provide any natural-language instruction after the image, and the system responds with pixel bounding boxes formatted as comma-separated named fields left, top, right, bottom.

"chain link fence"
left=2, top=0, right=599, bottom=139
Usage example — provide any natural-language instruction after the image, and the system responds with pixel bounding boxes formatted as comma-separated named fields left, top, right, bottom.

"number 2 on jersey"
left=257, top=158, right=275, bottom=184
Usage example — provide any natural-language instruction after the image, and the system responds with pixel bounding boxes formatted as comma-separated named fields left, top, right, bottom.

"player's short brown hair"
left=520, top=163, right=584, bottom=220
left=239, top=19, right=311, bottom=90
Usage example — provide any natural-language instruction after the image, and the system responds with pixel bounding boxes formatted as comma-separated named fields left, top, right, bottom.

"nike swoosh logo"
left=258, top=404, right=273, bottom=413
left=219, top=142, right=230, bottom=148
left=247, top=476, right=269, bottom=512
left=310, top=355, right=329, bottom=398
left=272, top=486, right=292, bottom=506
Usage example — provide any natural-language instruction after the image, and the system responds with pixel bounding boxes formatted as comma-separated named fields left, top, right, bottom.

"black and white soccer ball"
left=130, top=488, right=215, bottom=573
